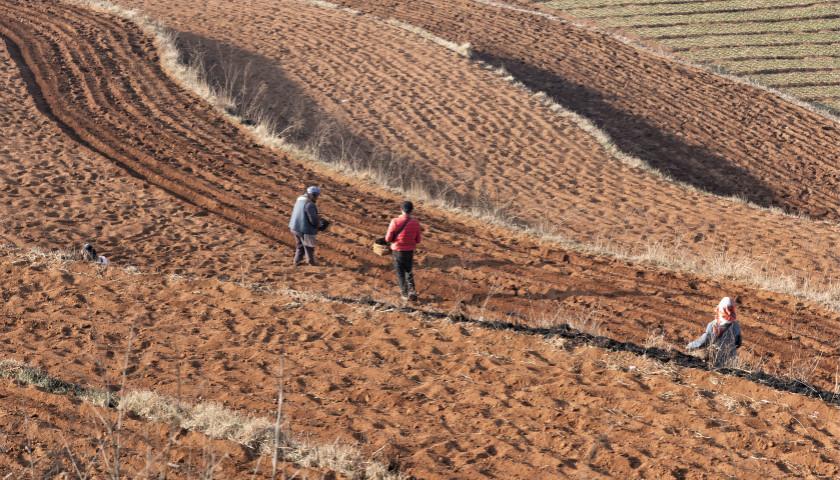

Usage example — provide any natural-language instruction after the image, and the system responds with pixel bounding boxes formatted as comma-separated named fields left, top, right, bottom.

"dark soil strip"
left=770, top=80, right=840, bottom=88
left=565, top=0, right=746, bottom=12
left=736, top=66, right=839, bottom=75
left=673, top=40, right=839, bottom=52
left=629, top=13, right=840, bottom=29
left=711, top=54, right=840, bottom=62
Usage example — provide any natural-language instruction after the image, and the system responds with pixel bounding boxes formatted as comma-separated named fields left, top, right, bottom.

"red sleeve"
left=385, top=219, right=396, bottom=242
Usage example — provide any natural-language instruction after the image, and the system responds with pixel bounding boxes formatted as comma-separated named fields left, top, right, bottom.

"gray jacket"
left=289, top=195, right=319, bottom=235
left=687, top=321, right=741, bottom=368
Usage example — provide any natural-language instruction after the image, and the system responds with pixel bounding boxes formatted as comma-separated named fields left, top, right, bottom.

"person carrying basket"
left=384, top=201, right=422, bottom=301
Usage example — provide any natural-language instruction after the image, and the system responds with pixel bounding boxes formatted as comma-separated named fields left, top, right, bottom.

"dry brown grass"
left=385, top=18, right=472, bottom=57
left=0, top=359, right=112, bottom=406
left=0, top=356, right=403, bottom=479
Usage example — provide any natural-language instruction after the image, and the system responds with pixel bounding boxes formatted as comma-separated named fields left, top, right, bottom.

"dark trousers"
left=292, top=232, right=317, bottom=265
left=392, top=250, right=415, bottom=296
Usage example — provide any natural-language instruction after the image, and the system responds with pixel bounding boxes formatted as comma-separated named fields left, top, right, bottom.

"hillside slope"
left=109, top=0, right=840, bottom=287
left=1, top=250, right=839, bottom=478
left=2, top=0, right=840, bottom=390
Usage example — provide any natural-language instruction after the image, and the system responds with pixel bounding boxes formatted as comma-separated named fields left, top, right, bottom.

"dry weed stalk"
left=782, top=351, right=822, bottom=387
left=271, top=356, right=285, bottom=478
left=643, top=332, right=673, bottom=352
left=565, top=307, right=604, bottom=337
left=727, top=347, right=769, bottom=374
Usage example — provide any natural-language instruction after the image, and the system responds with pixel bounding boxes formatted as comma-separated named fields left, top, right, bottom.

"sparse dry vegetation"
left=0, top=358, right=403, bottom=479
left=0, top=359, right=112, bottom=406
left=5, top=0, right=840, bottom=477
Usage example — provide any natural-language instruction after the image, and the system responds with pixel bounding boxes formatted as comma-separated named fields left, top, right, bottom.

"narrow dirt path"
left=2, top=0, right=840, bottom=391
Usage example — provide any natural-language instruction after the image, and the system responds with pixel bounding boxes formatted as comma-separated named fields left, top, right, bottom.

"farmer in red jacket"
left=385, top=201, right=422, bottom=301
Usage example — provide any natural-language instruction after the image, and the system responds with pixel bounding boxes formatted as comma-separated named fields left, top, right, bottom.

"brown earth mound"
left=107, top=0, right=840, bottom=288
left=2, top=0, right=840, bottom=391
left=2, top=251, right=840, bottom=478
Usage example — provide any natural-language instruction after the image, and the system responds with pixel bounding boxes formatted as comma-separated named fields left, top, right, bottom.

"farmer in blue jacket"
left=289, top=186, right=324, bottom=266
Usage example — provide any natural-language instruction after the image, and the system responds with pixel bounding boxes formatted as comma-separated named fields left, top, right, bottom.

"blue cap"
left=306, top=186, right=321, bottom=196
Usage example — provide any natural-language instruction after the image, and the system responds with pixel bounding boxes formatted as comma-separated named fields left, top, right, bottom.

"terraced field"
left=3, top=0, right=840, bottom=476
left=115, top=0, right=840, bottom=289
left=4, top=0, right=840, bottom=388
left=545, top=0, right=840, bottom=112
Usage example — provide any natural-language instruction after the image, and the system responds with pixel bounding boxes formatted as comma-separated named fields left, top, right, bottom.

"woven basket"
left=372, top=238, right=391, bottom=256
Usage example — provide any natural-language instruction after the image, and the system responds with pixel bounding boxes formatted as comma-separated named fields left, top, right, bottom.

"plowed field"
left=2, top=0, right=840, bottom=390
left=3, top=252, right=840, bottom=478
left=545, top=0, right=840, bottom=112
left=112, top=0, right=840, bottom=288
left=331, top=0, right=840, bottom=215
left=2, top=0, right=840, bottom=476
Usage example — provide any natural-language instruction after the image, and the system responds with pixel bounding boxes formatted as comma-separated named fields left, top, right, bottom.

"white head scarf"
left=715, top=297, right=736, bottom=328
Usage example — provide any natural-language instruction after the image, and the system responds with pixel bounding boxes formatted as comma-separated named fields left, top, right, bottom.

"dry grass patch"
left=0, top=359, right=113, bottom=407
left=385, top=18, right=472, bottom=57
left=597, top=350, right=681, bottom=380
left=0, top=356, right=404, bottom=479
left=121, top=390, right=405, bottom=478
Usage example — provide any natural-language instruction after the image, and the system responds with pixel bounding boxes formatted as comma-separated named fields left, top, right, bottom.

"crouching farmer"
left=82, top=243, right=109, bottom=265
left=289, top=186, right=322, bottom=266
left=386, top=201, right=422, bottom=301
left=686, top=296, right=742, bottom=368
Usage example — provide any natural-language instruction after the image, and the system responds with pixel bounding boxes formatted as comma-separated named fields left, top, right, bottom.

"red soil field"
left=334, top=0, right=840, bottom=218
left=110, top=0, right=840, bottom=288
left=2, top=0, right=840, bottom=390
left=2, top=253, right=840, bottom=478
left=1, top=0, right=840, bottom=476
